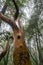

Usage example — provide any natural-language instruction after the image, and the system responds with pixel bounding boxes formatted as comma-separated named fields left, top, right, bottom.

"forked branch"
left=0, top=12, right=19, bottom=30
left=0, top=0, right=19, bottom=30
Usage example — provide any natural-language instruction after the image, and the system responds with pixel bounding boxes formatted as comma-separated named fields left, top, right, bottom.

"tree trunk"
left=0, top=0, right=31, bottom=65
left=13, top=29, right=31, bottom=65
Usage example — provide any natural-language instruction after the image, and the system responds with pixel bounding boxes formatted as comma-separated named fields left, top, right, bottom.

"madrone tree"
left=0, top=0, right=31, bottom=65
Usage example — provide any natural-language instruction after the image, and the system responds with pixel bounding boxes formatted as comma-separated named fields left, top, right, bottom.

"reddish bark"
left=0, top=0, right=31, bottom=65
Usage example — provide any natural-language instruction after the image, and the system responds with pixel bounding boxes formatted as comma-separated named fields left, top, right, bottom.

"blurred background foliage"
left=0, top=0, right=43, bottom=65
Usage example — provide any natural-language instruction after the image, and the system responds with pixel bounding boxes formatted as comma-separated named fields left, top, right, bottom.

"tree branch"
left=0, top=12, right=19, bottom=30
left=0, top=12, right=11, bottom=24
left=0, top=2, right=7, bottom=26
left=1, top=3, right=7, bottom=14
left=0, top=2, right=14, bottom=28
left=0, top=0, right=19, bottom=30
left=13, top=0, right=19, bottom=20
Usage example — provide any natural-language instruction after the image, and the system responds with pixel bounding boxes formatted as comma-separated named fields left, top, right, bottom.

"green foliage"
left=6, top=0, right=26, bottom=7
left=0, top=0, right=43, bottom=65
left=0, top=44, right=10, bottom=65
left=16, top=0, right=26, bottom=7
left=6, top=0, right=12, bottom=6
